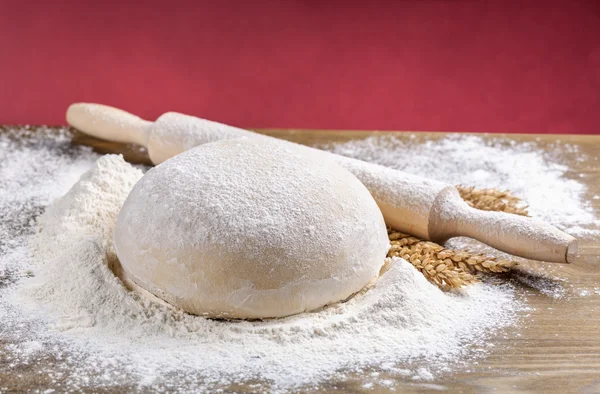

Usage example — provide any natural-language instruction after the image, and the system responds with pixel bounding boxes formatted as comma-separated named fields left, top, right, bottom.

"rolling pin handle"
left=429, top=187, right=577, bottom=264
left=66, top=103, right=153, bottom=147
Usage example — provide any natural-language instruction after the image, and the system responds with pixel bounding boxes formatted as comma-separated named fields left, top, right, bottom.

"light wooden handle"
left=66, top=103, right=152, bottom=146
left=430, top=188, right=577, bottom=263
left=463, top=210, right=577, bottom=263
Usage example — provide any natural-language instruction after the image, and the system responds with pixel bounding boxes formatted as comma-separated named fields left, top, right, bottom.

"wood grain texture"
left=3, top=127, right=600, bottom=393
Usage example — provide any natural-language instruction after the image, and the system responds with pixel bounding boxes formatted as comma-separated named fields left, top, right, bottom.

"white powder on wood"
left=14, top=153, right=520, bottom=391
left=328, top=134, right=600, bottom=238
left=1, top=128, right=597, bottom=392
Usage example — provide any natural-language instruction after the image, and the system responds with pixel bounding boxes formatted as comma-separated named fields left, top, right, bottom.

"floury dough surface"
left=114, top=139, right=389, bottom=319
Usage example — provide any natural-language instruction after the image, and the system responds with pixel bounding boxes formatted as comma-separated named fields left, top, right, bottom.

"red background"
left=1, top=0, right=599, bottom=134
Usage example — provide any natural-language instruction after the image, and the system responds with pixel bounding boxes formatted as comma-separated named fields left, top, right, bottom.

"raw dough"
left=113, top=139, right=389, bottom=319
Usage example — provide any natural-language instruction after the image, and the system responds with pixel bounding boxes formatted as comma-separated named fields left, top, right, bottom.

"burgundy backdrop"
left=1, top=1, right=599, bottom=134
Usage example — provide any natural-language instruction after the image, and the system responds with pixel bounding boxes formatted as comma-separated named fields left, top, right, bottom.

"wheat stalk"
left=387, top=186, right=523, bottom=289
left=386, top=231, right=477, bottom=289
left=456, top=185, right=529, bottom=216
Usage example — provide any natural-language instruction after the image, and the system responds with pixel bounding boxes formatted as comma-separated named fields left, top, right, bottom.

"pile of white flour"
left=1, top=127, right=597, bottom=392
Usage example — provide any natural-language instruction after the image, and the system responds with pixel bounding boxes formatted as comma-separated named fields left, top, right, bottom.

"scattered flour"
left=329, top=134, right=600, bottom=237
left=1, top=127, right=597, bottom=392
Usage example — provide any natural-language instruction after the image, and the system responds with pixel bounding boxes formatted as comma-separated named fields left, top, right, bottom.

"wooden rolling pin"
left=67, top=103, right=578, bottom=264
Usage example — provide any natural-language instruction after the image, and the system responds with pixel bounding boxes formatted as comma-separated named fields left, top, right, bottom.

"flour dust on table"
left=1, top=127, right=597, bottom=392
left=329, top=134, right=599, bottom=238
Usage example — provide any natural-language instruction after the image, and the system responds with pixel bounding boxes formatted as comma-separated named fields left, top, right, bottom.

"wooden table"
left=3, top=127, right=600, bottom=393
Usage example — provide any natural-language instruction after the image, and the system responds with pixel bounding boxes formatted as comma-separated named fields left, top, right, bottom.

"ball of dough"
left=113, top=139, right=389, bottom=319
